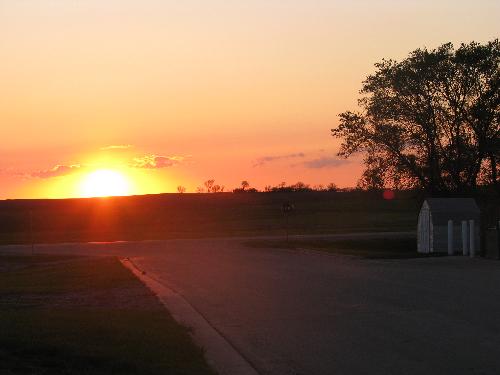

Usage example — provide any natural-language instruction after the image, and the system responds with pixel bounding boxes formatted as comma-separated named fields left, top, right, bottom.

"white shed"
left=417, top=198, right=480, bottom=254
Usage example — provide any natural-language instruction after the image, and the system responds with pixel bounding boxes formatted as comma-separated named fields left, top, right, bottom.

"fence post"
left=469, top=219, right=475, bottom=257
left=447, top=220, right=454, bottom=255
left=462, top=220, right=468, bottom=256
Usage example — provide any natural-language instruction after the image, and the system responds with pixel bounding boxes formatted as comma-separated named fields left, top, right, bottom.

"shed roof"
left=423, top=198, right=480, bottom=225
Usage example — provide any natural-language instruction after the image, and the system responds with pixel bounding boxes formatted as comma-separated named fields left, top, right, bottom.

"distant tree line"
left=262, top=182, right=339, bottom=193
left=176, top=180, right=347, bottom=193
left=232, top=180, right=342, bottom=193
left=194, top=179, right=225, bottom=193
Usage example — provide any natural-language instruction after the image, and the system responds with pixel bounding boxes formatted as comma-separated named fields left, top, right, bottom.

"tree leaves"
left=332, top=40, right=500, bottom=194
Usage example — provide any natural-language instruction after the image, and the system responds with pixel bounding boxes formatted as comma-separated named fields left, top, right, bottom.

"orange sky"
left=0, top=0, right=498, bottom=198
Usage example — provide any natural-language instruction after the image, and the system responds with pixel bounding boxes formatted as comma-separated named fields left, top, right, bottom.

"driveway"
left=3, top=234, right=500, bottom=374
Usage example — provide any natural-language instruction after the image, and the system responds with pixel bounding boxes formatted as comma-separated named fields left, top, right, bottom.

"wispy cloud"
left=0, top=168, right=18, bottom=176
left=100, top=144, right=133, bottom=150
left=31, top=164, right=82, bottom=178
left=302, top=156, right=349, bottom=169
left=254, top=152, right=305, bottom=167
left=131, top=155, right=185, bottom=169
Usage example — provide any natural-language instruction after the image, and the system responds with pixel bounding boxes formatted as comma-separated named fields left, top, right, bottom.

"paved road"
left=3, top=234, right=500, bottom=375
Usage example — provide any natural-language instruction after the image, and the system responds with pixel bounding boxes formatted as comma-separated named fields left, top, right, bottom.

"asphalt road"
left=3, top=234, right=500, bottom=375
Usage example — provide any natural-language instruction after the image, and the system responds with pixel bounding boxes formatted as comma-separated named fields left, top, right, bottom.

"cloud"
left=302, top=157, right=350, bottom=169
left=100, top=144, right=133, bottom=150
left=32, top=164, right=82, bottom=178
left=131, top=155, right=185, bottom=169
left=0, top=168, right=14, bottom=176
left=254, top=152, right=305, bottom=167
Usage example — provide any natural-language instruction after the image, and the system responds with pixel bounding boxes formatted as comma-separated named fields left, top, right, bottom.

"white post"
left=469, top=219, right=475, bottom=257
left=447, top=220, right=454, bottom=255
left=462, top=220, right=469, bottom=256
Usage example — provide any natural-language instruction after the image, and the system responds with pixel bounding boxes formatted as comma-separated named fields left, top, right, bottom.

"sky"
left=0, top=0, right=498, bottom=198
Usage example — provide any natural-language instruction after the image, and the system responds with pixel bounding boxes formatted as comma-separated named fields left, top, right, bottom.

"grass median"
left=244, top=237, right=446, bottom=259
left=0, top=254, right=216, bottom=375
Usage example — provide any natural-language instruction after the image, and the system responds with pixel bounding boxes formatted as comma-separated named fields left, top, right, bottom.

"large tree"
left=332, top=40, right=499, bottom=194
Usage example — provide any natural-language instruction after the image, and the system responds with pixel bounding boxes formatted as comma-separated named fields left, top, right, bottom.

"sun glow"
left=80, top=169, right=131, bottom=197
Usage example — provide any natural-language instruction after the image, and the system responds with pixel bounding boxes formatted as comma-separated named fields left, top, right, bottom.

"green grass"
left=244, top=237, right=446, bottom=259
left=0, top=255, right=217, bottom=375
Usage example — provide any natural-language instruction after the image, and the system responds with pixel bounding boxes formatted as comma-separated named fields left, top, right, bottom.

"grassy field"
left=245, top=237, right=446, bottom=259
left=0, top=254, right=216, bottom=375
left=0, top=191, right=420, bottom=245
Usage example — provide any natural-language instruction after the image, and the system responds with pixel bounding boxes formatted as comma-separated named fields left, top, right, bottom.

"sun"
left=80, top=169, right=131, bottom=197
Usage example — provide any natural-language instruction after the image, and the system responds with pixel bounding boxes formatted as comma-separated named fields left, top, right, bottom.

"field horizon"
left=0, top=190, right=420, bottom=245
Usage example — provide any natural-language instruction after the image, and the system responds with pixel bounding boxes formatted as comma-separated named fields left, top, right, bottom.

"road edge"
left=120, top=258, right=260, bottom=375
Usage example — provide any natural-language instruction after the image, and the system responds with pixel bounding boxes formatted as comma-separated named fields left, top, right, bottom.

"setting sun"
left=80, top=170, right=131, bottom=198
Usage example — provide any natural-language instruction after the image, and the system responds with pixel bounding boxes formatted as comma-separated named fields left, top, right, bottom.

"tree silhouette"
left=326, top=183, right=338, bottom=192
left=200, top=179, right=224, bottom=193
left=332, top=40, right=499, bottom=194
left=204, top=179, right=215, bottom=192
left=241, top=181, right=250, bottom=191
left=177, top=185, right=186, bottom=193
